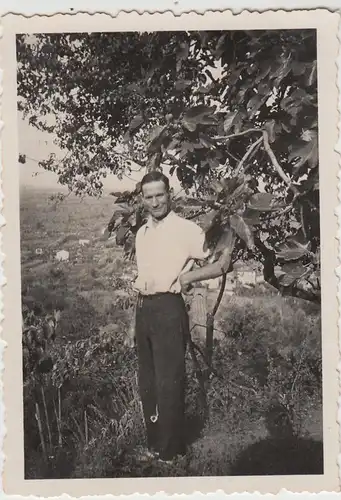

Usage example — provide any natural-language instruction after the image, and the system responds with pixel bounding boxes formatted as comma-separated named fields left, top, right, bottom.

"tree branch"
left=187, top=336, right=208, bottom=414
left=215, top=128, right=301, bottom=200
left=113, top=149, right=146, bottom=168
left=235, top=137, right=263, bottom=175
left=215, top=128, right=262, bottom=142
left=226, top=150, right=242, bottom=164
left=262, top=130, right=299, bottom=196
left=300, top=204, right=307, bottom=239
left=212, top=273, right=227, bottom=317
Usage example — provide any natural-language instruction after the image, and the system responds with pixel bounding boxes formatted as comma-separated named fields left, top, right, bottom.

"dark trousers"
left=135, top=292, right=189, bottom=460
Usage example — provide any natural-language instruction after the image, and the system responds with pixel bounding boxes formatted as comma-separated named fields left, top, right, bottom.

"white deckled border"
left=0, top=8, right=339, bottom=497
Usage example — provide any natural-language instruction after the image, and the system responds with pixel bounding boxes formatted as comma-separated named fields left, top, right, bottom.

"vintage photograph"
left=17, top=26, right=325, bottom=479
left=1, top=9, right=339, bottom=496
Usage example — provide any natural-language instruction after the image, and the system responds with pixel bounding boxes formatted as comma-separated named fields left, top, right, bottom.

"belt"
left=137, top=292, right=181, bottom=306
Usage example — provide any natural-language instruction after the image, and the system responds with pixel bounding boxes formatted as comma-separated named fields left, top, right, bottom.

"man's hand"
left=179, top=274, right=193, bottom=295
left=124, top=322, right=136, bottom=348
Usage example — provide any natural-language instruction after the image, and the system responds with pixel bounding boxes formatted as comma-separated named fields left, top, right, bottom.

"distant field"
left=20, top=187, right=323, bottom=479
left=20, top=187, right=118, bottom=257
left=20, top=187, right=135, bottom=331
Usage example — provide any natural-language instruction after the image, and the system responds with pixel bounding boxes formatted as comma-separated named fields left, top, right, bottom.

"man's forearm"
left=181, top=243, right=235, bottom=287
left=182, top=261, right=226, bottom=284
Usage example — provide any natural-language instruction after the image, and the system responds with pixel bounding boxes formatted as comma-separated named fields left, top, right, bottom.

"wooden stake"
left=53, top=397, right=62, bottom=447
left=35, top=402, right=47, bottom=463
left=84, top=410, right=88, bottom=445
left=58, top=386, right=61, bottom=423
left=41, top=386, right=52, bottom=449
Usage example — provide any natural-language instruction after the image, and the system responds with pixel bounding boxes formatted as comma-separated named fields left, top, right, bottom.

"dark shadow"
left=184, top=412, right=205, bottom=447
left=230, top=436, right=323, bottom=476
left=230, top=403, right=323, bottom=476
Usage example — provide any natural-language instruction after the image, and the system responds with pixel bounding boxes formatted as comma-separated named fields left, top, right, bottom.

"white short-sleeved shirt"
left=134, top=211, right=209, bottom=295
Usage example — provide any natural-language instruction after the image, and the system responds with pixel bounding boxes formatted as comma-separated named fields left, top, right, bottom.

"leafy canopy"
left=17, top=29, right=320, bottom=303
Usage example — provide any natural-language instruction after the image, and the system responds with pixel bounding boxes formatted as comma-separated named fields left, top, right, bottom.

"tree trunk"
left=189, top=287, right=207, bottom=340
left=205, top=273, right=227, bottom=368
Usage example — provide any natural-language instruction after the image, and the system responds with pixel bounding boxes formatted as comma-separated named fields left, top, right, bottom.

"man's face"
left=142, top=180, right=170, bottom=220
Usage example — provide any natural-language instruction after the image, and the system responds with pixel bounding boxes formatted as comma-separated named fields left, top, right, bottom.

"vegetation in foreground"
left=22, top=190, right=323, bottom=479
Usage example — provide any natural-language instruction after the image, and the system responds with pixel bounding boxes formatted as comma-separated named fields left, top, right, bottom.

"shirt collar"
left=144, top=210, right=175, bottom=231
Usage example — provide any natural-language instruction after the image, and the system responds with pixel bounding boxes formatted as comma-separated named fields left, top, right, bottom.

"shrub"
left=209, top=295, right=322, bottom=437
left=23, top=284, right=322, bottom=478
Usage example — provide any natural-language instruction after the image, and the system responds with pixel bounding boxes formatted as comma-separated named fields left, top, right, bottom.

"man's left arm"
left=180, top=225, right=236, bottom=292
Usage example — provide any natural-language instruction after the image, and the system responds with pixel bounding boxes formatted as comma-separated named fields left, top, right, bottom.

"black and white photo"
left=1, top=9, right=339, bottom=496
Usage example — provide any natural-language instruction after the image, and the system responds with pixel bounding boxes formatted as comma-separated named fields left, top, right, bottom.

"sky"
left=18, top=113, right=183, bottom=194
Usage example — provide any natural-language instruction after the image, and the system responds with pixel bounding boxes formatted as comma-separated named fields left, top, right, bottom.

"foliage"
left=22, top=303, right=60, bottom=381
left=23, top=281, right=322, bottom=478
left=17, top=30, right=320, bottom=302
left=216, top=296, right=321, bottom=429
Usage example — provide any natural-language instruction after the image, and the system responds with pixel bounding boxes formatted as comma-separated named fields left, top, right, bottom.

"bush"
left=23, top=287, right=322, bottom=478
left=209, top=295, right=322, bottom=436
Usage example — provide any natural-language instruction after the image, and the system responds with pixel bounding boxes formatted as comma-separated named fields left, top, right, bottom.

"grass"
left=21, top=187, right=323, bottom=478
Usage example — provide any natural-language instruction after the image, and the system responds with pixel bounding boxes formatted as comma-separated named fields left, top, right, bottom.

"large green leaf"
left=196, top=85, right=211, bottom=94
left=242, top=207, right=262, bottom=225
left=277, top=261, right=309, bottom=287
left=214, top=227, right=235, bottom=255
left=282, top=261, right=308, bottom=279
left=305, top=61, right=317, bottom=87
left=147, top=125, right=168, bottom=154
left=272, top=53, right=292, bottom=86
left=247, top=94, right=267, bottom=119
left=229, top=214, right=255, bottom=249
left=116, top=225, right=130, bottom=245
left=254, top=61, right=271, bottom=84
left=301, top=167, right=319, bottom=192
left=276, top=240, right=310, bottom=261
left=182, top=121, right=197, bottom=132
left=221, top=176, right=244, bottom=195
left=214, top=33, right=228, bottom=59
left=148, top=152, right=162, bottom=170
left=248, top=193, right=284, bottom=212
left=200, top=116, right=219, bottom=126
left=174, top=79, right=192, bottom=91
left=182, top=104, right=217, bottom=131
left=278, top=273, right=297, bottom=287
left=199, top=133, right=215, bottom=148
left=210, top=179, right=225, bottom=194
left=226, top=182, right=250, bottom=206
left=197, top=210, right=218, bottom=232
left=264, top=119, right=277, bottom=143
left=184, top=104, right=216, bottom=120
left=123, top=233, right=136, bottom=256
left=128, top=114, right=144, bottom=132
left=223, top=111, right=238, bottom=133
left=112, top=203, right=133, bottom=215
left=288, top=133, right=318, bottom=175
left=291, top=61, right=307, bottom=76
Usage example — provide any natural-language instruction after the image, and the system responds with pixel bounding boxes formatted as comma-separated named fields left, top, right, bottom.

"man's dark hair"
left=140, top=171, right=170, bottom=193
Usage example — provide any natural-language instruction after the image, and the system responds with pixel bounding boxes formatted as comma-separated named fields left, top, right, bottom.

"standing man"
left=126, top=171, right=234, bottom=462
